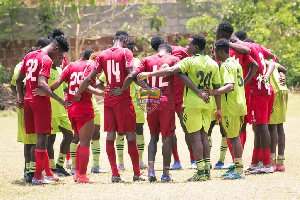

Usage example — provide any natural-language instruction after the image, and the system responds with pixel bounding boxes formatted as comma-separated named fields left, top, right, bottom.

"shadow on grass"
left=11, top=179, right=66, bottom=186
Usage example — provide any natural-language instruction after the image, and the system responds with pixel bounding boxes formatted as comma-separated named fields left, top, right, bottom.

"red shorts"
left=175, top=102, right=183, bottom=116
left=69, top=114, right=95, bottom=135
left=249, top=92, right=274, bottom=125
left=24, top=98, right=51, bottom=134
left=104, top=103, right=136, bottom=133
left=147, top=109, right=176, bottom=138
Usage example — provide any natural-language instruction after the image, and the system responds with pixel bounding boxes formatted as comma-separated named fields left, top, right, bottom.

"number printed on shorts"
left=151, top=65, right=168, bottom=88
left=196, top=71, right=212, bottom=89
left=25, top=59, right=38, bottom=81
left=107, top=60, right=120, bottom=84
left=69, top=72, right=83, bottom=95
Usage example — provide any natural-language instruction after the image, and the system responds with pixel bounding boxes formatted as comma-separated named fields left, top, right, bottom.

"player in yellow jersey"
left=206, top=39, right=247, bottom=179
left=138, top=34, right=221, bottom=181
left=266, top=58, right=288, bottom=172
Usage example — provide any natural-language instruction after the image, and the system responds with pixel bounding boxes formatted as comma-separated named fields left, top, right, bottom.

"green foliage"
left=0, top=64, right=11, bottom=83
left=138, top=4, right=165, bottom=32
left=186, top=0, right=300, bottom=87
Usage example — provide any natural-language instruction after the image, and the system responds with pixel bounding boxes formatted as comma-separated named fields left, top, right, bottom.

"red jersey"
left=244, top=42, right=272, bottom=96
left=136, top=54, right=179, bottom=110
left=60, top=60, right=94, bottom=117
left=95, top=47, right=133, bottom=107
left=172, top=46, right=189, bottom=106
left=20, top=50, right=52, bottom=101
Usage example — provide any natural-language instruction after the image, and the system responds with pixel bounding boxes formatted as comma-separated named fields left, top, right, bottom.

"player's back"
left=21, top=50, right=52, bottom=101
left=220, top=57, right=246, bottom=117
left=171, top=46, right=189, bottom=60
left=97, top=47, right=133, bottom=106
left=179, top=54, right=220, bottom=110
left=137, top=53, right=175, bottom=110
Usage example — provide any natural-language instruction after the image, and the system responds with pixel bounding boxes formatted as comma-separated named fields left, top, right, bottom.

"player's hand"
left=105, top=84, right=110, bottom=93
left=32, top=88, right=46, bottom=96
left=137, top=72, right=151, bottom=81
left=197, top=91, right=210, bottom=103
left=59, top=99, right=71, bottom=107
left=279, top=72, right=286, bottom=85
left=16, top=100, right=23, bottom=109
left=110, top=87, right=123, bottom=97
left=205, top=85, right=214, bottom=96
left=215, top=109, right=222, bottom=122
left=74, top=92, right=81, bottom=102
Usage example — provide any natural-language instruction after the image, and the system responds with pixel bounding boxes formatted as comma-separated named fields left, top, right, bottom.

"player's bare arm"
left=38, top=75, right=70, bottom=107
left=244, top=60, right=259, bottom=85
left=212, top=83, right=222, bottom=120
left=33, top=77, right=64, bottom=96
left=137, top=65, right=182, bottom=80
left=93, top=79, right=106, bottom=91
left=264, top=60, right=276, bottom=81
left=86, top=85, right=105, bottom=97
left=16, top=72, right=26, bottom=108
left=176, top=72, right=210, bottom=103
left=74, top=67, right=99, bottom=101
left=229, top=43, right=250, bottom=54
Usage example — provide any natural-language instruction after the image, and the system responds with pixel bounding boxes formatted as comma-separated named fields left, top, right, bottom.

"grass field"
left=0, top=93, right=300, bottom=200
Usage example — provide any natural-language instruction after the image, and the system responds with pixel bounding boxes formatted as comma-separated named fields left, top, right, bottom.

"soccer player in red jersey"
left=149, top=36, right=195, bottom=170
left=215, top=23, right=260, bottom=174
left=50, top=49, right=104, bottom=183
left=16, top=36, right=69, bottom=184
left=75, top=31, right=148, bottom=182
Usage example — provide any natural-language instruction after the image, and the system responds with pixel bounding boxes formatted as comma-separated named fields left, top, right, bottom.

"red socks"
left=34, top=149, right=46, bottom=179
left=172, top=146, right=180, bottom=162
left=251, top=148, right=262, bottom=165
left=43, top=150, right=53, bottom=176
left=78, top=146, right=90, bottom=175
left=188, top=148, right=195, bottom=162
left=66, top=151, right=71, bottom=160
left=106, top=140, right=119, bottom=177
left=261, top=149, right=271, bottom=165
left=128, top=140, right=141, bottom=176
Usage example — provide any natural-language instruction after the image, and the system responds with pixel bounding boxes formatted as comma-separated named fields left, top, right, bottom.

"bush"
left=0, top=63, right=11, bottom=84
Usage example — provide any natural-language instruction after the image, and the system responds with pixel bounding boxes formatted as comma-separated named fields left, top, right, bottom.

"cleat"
left=205, top=170, right=211, bottom=180
left=73, top=170, right=79, bottom=182
left=139, top=161, right=148, bottom=170
left=70, top=168, right=75, bottom=175
left=118, top=164, right=125, bottom=172
left=65, top=159, right=72, bottom=170
left=148, top=170, right=157, bottom=182
left=190, top=161, right=197, bottom=169
left=221, top=166, right=235, bottom=177
left=222, top=162, right=234, bottom=169
left=223, top=173, right=245, bottom=180
left=188, top=173, right=207, bottom=182
left=55, top=164, right=71, bottom=176
left=26, top=172, right=34, bottom=183
left=161, top=174, right=175, bottom=182
left=91, top=166, right=108, bottom=173
left=170, top=161, right=182, bottom=170
left=276, top=164, right=285, bottom=172
left=112, top=175, right=125, bottom=183
left=45, top=173, right=63, bottom=182
left=77, top=175, right=95, bottom=183
left=258, top=166, right=274, bottom=173
left=133, top=174, right=148, bottom=181
left=214, top=161, right=224, bottom=169
left=246, top=164, right=260, bottom=172
left=32, top=176, right=52, bottom=184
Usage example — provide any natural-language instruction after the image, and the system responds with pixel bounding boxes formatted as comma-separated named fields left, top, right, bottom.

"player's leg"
left=70, top=134, right=79, bottom=175
left=47, top=134, right=56, bottom=171
left=91, top=123, right=107, bottom=173
left=136, top=123, right=147, bottom=169
left=148, top=133, right=159, bottom=182
left=77, top=117, right=95, bottom=183
left=276, top=123, right=285, bottom=171
left=162, top=136, right=172, bottom=181
left=116, top=133, right=125, bottom=171
left=170, top=109, right=183, bottom=170
left=268, top=124, right=278, bottom=168
left=216, top=123, right=228, bottom=169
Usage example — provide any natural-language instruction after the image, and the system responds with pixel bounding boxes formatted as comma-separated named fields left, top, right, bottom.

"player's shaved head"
left=235, top=30, right=248, bottom=41
left=151, top=36, right=165, bottom=51
left=115, top=30, right=128, bottom=37
left=158, top=43, right=172, bottom=54
left=36, top=37, right=51, bottom=48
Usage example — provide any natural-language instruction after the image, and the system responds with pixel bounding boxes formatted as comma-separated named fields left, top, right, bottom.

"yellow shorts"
left=134, top=105, right=145, bottom=124
left=17, top=108, right=36, bottom=144
left=269, top=90, right=288, bottom=124
left=183, top=107, right=211, bottom=133
left=94, top=112, right=101, bottom=126
left=222, top=116, right=244, bottom=139
left=51, top=115, right=72, bottom=135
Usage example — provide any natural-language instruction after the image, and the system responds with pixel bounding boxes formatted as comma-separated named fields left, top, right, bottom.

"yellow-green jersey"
left=11, top=62, right=23, bottom=87
left=220, top=57, right=247, bottom=117
left=92, top=94, right=100, bottom=114
left=269, top=60, right=288, bottom=93
left=49, top=67, right=68, bottom=118
left=177, top=54, right=220, bottom=109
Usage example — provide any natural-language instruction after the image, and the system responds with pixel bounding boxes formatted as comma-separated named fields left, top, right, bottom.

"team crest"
left=135, top=88, right=162, bottom=114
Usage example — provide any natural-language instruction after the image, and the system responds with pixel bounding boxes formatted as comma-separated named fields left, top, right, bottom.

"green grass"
left=0, top=93, right=300, bottom=199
